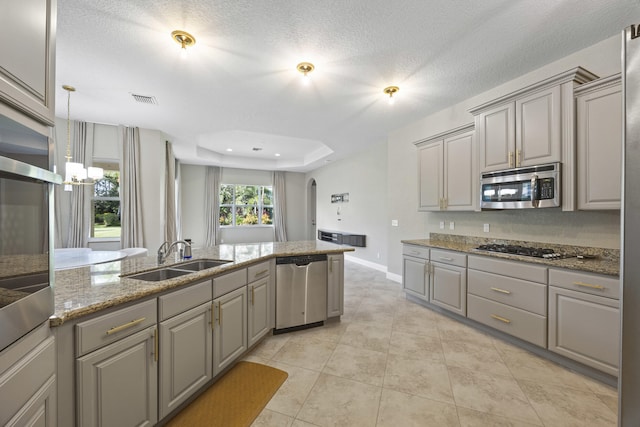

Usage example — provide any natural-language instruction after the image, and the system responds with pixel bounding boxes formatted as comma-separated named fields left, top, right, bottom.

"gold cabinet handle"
left=330, top=260, right=333, bottom=273
left=574, top=281, right=605, bottom=290
left=251, top=286, right=255, bottom=306
left=439, top=257, right=454, bottom=262
left=490, top=314, right=511, bottom=324
left=253, top=269, right=269, bottom=279
left=153, top=328, right=158, bottom=362
left=105, top=317, right=146, bottom=335
left=509, top=151, right=514, bottom=168
left=211, top=303, right=215, bottom=331
left=443, top=198, right=448, bottom=209
left=218, top=303, right=222, bottom=326
left=516, top=149, right=522, bottom=167
left=491, top=287, right=512, bottom=295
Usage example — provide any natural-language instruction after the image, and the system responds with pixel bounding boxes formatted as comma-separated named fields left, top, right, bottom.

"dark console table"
left=318, top=230, right=366, bottom=247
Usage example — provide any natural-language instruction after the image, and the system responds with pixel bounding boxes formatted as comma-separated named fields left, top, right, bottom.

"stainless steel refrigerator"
left=621, top=24, right=640, bottom=426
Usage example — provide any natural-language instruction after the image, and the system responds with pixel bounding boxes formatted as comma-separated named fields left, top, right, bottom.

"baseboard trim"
left=344, top=255, right=387, bottom=273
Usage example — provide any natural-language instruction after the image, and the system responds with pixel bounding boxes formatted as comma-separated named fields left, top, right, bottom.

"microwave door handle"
left=531, top=174, right=540, bottom=208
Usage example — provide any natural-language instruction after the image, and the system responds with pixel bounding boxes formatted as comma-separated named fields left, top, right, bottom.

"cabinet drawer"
left=403, top=245, right=429, bottom=259
left=248, top=261, right=271, bottom=283
left=468, top=255, right=547, bottom=284
left=159, top=280, right=212, bottom=321
left=549, top=269, right=619, bottom=300
left=76, top=299, right=157, bottom=357
left=213, top=268, right=247, bottom=298
left=431, top=249, right=466, bottom=267
left=468, top=269, right=547, bottom=316
left=468, top=294, right=546, bottom=347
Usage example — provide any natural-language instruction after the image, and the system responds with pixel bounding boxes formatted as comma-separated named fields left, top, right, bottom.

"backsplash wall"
left=424, top=209, right=620, bottom=249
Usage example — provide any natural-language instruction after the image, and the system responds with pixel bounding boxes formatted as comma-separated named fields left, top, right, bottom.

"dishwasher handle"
left=276, top=254, right=328, bottom=266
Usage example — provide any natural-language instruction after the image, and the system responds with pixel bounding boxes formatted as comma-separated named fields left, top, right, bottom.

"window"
left=220, top=184, right=273, bottom=226
left=91, top=162, right=121, bottom=238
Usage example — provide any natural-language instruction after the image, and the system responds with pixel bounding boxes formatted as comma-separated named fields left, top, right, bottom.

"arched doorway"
left=307, top=178, right=317, bottom=240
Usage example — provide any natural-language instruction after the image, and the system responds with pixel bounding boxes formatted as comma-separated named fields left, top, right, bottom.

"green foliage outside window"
left=219, top=184, right=274, bottom=226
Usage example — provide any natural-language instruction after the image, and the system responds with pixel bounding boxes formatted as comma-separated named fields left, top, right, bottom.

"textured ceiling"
left=55, top=0, right=639, bottom=171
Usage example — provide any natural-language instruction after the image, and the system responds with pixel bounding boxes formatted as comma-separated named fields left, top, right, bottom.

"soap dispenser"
left=184, top=239, right=192, bottom=259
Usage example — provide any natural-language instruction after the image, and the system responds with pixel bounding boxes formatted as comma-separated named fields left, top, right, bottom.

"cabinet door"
left=77, top=326, right=157, bottom=427
left=477, top=102, right=515, bottom=172
left=444, top=131, right=475, bottom=210
left=430, top=262, right=467, bottom=316
left=248, top=277, right=271, bottom=347
left=577, top=83, right=622, bottom=210
left=327, top=254, right=344, bottom=318
left=213, top=287, right=247, bottom=375
left=0, top=0, right=55, bottom=124
left=548, top=286, right=619, bottom=376
left=159, top=302, right=212, bottom=419
left=402, top=256, right=428, bottom=300
left=516, top=86, right=561, bottom=167
left=418, top=141, right=443, bottom=211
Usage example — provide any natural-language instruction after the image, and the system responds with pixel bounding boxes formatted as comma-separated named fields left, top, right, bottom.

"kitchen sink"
left=127, top=268, right=193, bottom=282
left=173, top=259, right=232, bottom=271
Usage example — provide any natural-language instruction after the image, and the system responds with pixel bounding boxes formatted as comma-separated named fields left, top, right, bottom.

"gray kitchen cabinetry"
left=575, top=74, right=622, bottom=210
left=548, top=269, right=620, bottom=376
left=429, top=249, right=467, bottom=316
left=248, top=261, right=272, bottom=347
left=0, top=323, right=56, bottom=427
left=212, top=269, right=248, bottom=375
left=467, top=255, right=548, bottom=347
left=402, top=244, right=430, bottom=301
left=0, top=0, right=56, bottom=125
left=415, top=125, right=476, bottom=211
left=327, top=253, right=345, bottom=318
left=158, top=281, right=213, bottom=419
left=75, top=299, right=158, bottom=427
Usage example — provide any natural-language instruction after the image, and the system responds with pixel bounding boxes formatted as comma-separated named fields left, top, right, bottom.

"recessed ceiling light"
left=383, top=86, right=399, bottom=105
left=297, top=62, right=314, bottom=85
left=171, top=30, right=196, bottom=50
left=226, top=148, right=233, bottom=152
left=275, top=153, right=281, bottom=157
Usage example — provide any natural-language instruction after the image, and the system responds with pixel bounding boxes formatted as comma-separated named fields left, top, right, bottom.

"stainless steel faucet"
left=157, top=240, right=191, bottom=264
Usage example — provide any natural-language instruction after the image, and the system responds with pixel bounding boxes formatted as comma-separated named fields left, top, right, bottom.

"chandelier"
left=62, top=85, right=103, bottom=191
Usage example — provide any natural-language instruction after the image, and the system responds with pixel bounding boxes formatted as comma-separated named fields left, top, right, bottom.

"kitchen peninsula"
left=51, top=240, right=353, bottom=426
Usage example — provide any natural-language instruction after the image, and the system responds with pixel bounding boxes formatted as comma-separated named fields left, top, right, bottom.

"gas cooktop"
left=475, top=243, right=566, bottom=259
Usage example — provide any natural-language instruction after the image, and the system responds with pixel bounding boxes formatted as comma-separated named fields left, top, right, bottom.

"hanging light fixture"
left=383, top=86, right=399, bottom=105
left=62, top=85, right=103, bottom=191
left=297, top=62, right=315, bottom=85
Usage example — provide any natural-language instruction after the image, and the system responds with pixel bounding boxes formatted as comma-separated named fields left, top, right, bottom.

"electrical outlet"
left=483, top=223, right=490, bottom=233
left=376, top=252, right=380, bottom=259
left=449, top=221, right=455, bottom=230
left=391, top=219, right=399, bottom=227
left=439, top=221, right=445, bottom=230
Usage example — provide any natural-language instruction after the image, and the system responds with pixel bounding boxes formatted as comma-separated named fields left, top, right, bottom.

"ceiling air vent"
left=131, top=93, right=158, bottom=105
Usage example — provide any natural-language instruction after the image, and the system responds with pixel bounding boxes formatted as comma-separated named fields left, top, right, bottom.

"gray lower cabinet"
left=402, top=245, right=430, bottom=300
left=327, top=253, right=345, bottom=318
left=548, top=269, right=620, bottom=376
left=76, top=326, right=158, bottom=427
left=429, top=250, right=467, bottom=316
left=159, top=302, right=212, bottom=419
left=248, top=277, right=270, bottom=347
left=213, top=286, right=248, bottom=375
left=0, top=322, right=56, bottom=427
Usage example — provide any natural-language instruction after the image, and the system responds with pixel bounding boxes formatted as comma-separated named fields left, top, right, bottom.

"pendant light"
left=62, top=85, right=103, bottom=191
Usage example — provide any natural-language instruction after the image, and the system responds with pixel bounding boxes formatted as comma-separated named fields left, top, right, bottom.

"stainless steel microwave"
left=480, top=163, right=561, bottom=209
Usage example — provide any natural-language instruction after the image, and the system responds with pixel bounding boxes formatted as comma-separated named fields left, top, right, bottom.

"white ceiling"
left=56, top=0, right=639, bottom=172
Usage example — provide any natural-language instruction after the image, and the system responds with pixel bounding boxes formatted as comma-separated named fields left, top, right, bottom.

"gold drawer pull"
left=439, top=257, right=454, bottom=262
left=491, top=287, right=511, bottom=295
left=490, top=314, right=511, bottom=324
left=253, top=269, right=269, bottom=278
left=574, top=281, right=605, bottom=290
left=106, top=317, right=146, bottom=335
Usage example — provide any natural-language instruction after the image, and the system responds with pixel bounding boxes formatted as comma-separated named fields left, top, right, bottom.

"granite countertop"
left=51, top=241, right=354, bottom=326
left=402, top=234, right=620, bottom=276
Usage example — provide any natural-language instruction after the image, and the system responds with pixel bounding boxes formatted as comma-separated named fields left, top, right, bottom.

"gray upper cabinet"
left=0, top=0, right=56, bottom=125
left=415, top=124, right=475, bottom=211
left=476, top=102, right=516, bottom=171
left=575, top=74, right=622, bottom=210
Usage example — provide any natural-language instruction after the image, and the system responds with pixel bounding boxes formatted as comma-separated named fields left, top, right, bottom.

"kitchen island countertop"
left=402, top=235, right=619, bottom=276
left=51, top=241, right=354, bottom=326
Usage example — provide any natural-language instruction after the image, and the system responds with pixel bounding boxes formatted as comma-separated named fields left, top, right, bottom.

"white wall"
left=306, top=140, right=388, bottom=267
left=385, top=35, right=623, bottom=275
left=179, top=165, right=307, bottom=247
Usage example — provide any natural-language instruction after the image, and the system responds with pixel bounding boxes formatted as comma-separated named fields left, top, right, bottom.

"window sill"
left=88, top=237, right=121, bottom=242
left=220, top=225, right=274, bottom=229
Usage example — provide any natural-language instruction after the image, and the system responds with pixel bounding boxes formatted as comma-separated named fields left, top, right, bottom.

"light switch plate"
left=439, top=221, right=445, bottom=230
left=449, top=221, right=455, bottom=230
left=483, top=223, right=490, bottom=233
left=391, top=219, right=399, bottom=227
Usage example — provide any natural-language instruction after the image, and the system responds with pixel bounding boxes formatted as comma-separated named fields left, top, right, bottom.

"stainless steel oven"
left=0, top=112, right=60, bottom=351
left=480, top=162, right=561, bottom=209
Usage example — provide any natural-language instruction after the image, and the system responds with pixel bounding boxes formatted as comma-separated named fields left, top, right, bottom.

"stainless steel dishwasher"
left=275, top=254, right=327, bottom=333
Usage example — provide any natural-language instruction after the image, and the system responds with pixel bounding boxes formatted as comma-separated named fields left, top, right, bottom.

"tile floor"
left=245, top=261, right=618, bottom=427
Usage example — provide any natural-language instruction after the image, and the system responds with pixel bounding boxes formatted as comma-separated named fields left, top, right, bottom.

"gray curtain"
left=66, top=121, right=91, bottom=247
left=164, top=141, right=177, bottom=243
left=204, top=166, right=221, bottom=247
left=273, top=171, right=288, bottom=242
left=120, top=126, right=144, bottom=248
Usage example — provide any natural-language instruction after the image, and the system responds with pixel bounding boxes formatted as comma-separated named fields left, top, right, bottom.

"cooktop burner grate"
left=475, top=244, right=565, bottom=259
